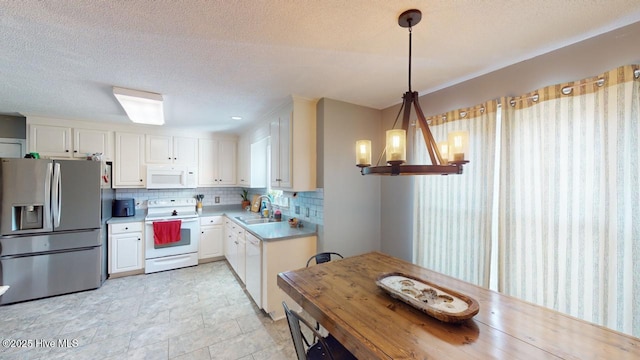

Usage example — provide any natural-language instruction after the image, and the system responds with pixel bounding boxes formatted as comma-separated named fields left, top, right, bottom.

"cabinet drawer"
left=200, top=216, right=223, bottom=226
left=225, top=218, right=238, bottom=229
left=110, top=222, right=143, bottom=234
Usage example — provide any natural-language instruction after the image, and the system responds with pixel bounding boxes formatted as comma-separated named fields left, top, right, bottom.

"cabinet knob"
left=138, top=238, right=140, bottom=241
left=125, top=227, right=128, bottom=230
left=73, top=150, right=78, bottom=153
left=174, top=157, right=177, bottom=160
left=201, top=231, right=204, bottom=234
left=65, top=150, right=69, bottom=152
left=168, top=157, right=171, bottom=160
left=140, top=179, right=143, bottom=182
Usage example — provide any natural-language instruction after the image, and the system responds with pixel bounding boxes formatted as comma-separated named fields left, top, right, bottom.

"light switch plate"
left=215, top=196, right=220, bottom=203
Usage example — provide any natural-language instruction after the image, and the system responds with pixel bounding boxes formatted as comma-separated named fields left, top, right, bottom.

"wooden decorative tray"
left=376, top=272, right=479, bottom=323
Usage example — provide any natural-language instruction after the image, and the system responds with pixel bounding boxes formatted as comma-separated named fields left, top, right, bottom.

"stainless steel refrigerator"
left=0, top=158, right=103, bottom=305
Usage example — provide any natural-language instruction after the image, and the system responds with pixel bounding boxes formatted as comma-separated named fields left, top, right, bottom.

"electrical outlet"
left=215, top=196, right=220, bottom=203
left=305, top=207, right=310, bottom=217
left=295, top=206, right=300, bottom=215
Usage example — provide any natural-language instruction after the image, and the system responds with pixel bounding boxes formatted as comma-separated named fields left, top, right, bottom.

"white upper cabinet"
left=146, top=135, right=197, bottom=166
left=270, top=96, right=316, bottom=191
left=218, top=139, right=236, bottom=185
left=145, top=135, right=172, bottom=164
left=198, top=138, right=217, bottom=186
left=237, top=137, right=249, bottom=186
left=250, top=137, right=268, bottom=188
left=198, top=138, right=236, bottom=186
left=29, top=124, right=112, bottom=160
left=114, top=132, right=145, bottom=188
left=238, top=136, right=268, bottom=188
left=173, top=136, right=198, bottom=165
left=270, top=112, right=290, bottom=188
left=30, top=125, right=71, bottom=158
left=74, top=128, right=113, bottom=160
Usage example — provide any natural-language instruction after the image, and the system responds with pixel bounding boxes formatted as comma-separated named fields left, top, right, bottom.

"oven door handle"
left=145, top=217, right=199, bottom=224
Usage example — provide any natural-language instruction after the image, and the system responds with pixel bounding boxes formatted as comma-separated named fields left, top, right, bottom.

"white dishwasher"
left=245, top=232, right=262, bottom=308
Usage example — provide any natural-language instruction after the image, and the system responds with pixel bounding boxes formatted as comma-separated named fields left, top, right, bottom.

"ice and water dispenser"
left=13, top=205, right=44, bottom=231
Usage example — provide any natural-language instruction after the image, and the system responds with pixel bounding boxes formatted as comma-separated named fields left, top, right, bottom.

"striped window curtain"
left=499, top=65, right=640, bottom=337
left=413, top=101, right=498, bottom=287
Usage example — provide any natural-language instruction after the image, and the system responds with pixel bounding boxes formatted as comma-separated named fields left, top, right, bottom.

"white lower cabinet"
left=199, top=216, right=224, bottom=260
left=224, top=219, right=236, bottom=270
left=108, top=221, right=144, bottom=274
left=261, top=235, right=316, bottom=320
left=223, top=217, right=317, bottom=320
left=224, top=217, right=246, bottom=284
left=236, top=232, right=246, bottom=284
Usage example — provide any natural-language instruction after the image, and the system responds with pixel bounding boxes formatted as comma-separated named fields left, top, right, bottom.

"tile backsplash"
left=115, top=187, right=325, bottom=226
left=247, top=188, right=324, bottom=226
left=116, top=187, right=247, bottom=208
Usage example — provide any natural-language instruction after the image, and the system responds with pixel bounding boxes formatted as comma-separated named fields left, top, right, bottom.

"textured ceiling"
left=2, top=0, right=640, bottom=133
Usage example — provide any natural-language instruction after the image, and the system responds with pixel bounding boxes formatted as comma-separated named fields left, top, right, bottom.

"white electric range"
left=144, top=198, right=200, bottom=273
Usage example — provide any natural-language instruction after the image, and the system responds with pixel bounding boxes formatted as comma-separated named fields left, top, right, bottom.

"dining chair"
left=305, top=252, right=345, bottom=333
left=283, top=301, right=357, bottom=360
left=306, top=252, right=344, bottom=267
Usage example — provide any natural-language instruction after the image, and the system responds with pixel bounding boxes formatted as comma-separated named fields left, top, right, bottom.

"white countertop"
left=106, top=205, right=318, bottom=241
left=106, top=213, right=146, bottom=224
left=222, top=209, right=317, bottom=241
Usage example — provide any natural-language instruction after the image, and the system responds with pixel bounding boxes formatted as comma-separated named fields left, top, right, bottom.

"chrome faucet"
left=257, top=195, right=273, bottom=218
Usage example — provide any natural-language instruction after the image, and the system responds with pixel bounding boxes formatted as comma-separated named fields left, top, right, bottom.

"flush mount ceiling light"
left=231, top=116, right=242, bottom=120
left=113, top=87, right=164, bottom=126
left=356, top=9, right=469, bottom=176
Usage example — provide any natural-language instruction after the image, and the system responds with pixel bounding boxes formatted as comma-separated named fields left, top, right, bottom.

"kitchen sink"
left=235, top=216, right=278, bottom=225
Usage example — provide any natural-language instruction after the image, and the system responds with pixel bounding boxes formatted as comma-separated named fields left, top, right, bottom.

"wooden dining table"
left=277, top=251, right=640, bottom=359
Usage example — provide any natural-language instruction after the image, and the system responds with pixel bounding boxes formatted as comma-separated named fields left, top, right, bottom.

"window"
left=414, top=65, right=640, bottom=337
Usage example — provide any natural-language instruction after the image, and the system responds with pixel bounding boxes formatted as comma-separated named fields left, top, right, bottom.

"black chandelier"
left=356, top=9, right=469, bottom=176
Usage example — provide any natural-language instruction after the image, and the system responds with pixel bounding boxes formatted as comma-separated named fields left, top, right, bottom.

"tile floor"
left=0, top=261, right=297, bottom=360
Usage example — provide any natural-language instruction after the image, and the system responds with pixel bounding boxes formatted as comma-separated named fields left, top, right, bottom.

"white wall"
left=380, top=20, right=640, bottom=263
left=318, top=98, right=382, bottom=257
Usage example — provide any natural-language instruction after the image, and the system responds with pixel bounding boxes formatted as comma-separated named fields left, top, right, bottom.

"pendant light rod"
left=399, top=9, right=421, bottom=92
left=409, top=26, right=412, bottom=92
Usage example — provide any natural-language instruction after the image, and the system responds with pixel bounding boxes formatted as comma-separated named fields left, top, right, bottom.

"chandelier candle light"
left=356, top=9, right=469, bottom=176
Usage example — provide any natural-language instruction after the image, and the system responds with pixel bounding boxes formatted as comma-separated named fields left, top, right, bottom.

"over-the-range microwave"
left=146, top=165, right=197, bottom=189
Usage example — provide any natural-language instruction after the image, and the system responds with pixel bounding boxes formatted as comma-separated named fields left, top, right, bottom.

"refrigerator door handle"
left=52, top=163, right=62, bottom=228
left=44, top=163, right=53, bottom=230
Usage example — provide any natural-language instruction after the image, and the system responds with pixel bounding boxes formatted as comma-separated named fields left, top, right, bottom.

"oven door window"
left=154, top=228, right=191, bottom=249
